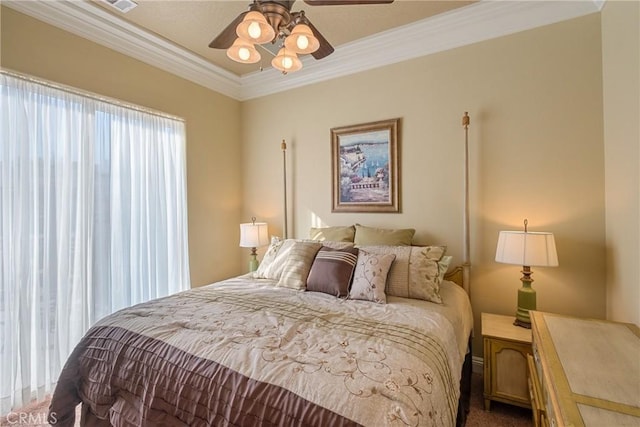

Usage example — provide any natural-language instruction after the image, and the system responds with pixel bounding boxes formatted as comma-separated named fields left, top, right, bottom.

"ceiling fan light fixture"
left=272, top=48, right=302, bottom=73
left=227, top=38, right=261, bottom=64
left=284, top=24, right=319, bottom=54
left=236, top=11, right=276, bottom=44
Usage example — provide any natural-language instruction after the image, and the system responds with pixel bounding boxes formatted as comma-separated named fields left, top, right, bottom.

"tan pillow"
left=408, top=246, right=446, bottom=303
left=276, top=242, right=323, bottom=290
left=349, top=250, right=396, bottom=304
left=319, top=241, right=356, bottom=250
left=355, top=245, right=446, bottom=303
left=309, top=226, right=355, bottom=242
left=357, top=245, right=411, bottom=297
left=354, top=224, right=415, bottom=246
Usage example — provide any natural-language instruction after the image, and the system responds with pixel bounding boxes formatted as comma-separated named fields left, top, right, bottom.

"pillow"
left=254, top=238, right=294, bottom=280
left=357, top=245, right=411, bottom=296
left=354, top=224, right=415, bottom=246
left=349, top=250, right=396, bottom=304
left=255, top=239, right=354, bottom=281
left=407, top=246, right=446, bottom=303
left=276, top=242, right=323, bottom=290
left=306, top=247, right=359, bottom=297
left=316, top=241, right=355, bottom=250
left=354, top=245, right=446, bottom=303
left=438, top=255, right=453, bottom=284
left=309, top=226, right=355, bottom=242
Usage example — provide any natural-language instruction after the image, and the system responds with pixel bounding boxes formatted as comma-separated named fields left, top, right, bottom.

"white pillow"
left=349, top=250, right=396, bottom=304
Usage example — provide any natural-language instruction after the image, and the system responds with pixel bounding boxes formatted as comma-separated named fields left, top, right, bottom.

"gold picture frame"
left=331, top=118, right=400, bottom=213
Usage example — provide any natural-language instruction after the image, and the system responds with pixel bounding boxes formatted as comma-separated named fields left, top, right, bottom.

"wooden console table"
left=530, top=311, right=640, bottom=426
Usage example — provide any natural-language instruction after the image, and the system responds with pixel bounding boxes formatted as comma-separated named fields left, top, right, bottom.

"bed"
left=48, top=239, right=473, bottom=427
left=49, top=114, right=474, bottom=426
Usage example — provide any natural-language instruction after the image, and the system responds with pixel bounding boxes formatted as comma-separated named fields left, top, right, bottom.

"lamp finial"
left=524, top=218, right=528, bottom=233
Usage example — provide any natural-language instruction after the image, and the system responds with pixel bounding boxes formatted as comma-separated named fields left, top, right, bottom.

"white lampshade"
left=271, top=48, right=302, bottom=73
left=495, top=231, right=558, bottom=267
left=226, top=38, right=261, bottom=64
left=239, top=222, right=269, bottom=248
left=236, top=11, right=275, bottom=44
left=284, top=24, right=319, bottom=54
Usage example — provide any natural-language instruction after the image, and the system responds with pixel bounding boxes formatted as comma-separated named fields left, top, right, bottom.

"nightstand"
left=482, top=312, right=533, bottom=411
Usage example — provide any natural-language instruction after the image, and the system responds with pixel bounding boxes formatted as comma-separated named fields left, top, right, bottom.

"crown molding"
left=239, top=0, right=601, bottom=100
left=4, top=0, right=602, bottom=101
left=3, top=0, right=243, bottom=99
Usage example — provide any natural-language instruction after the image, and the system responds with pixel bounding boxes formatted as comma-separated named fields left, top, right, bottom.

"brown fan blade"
left=208, top=11, right=248, bottom=49
left=304, top=0, right=393, bottom=5
left=306, top=19, right=334, bottom=60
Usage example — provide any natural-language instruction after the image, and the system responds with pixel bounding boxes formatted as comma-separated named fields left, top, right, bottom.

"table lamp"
left=495, top=219, right=558, bottom=328
left=239, top=217, right=269, bottom=272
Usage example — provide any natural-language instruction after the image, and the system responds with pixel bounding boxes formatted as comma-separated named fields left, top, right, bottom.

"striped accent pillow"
left=306, top=247, right=359, bottom=297
left=276, top=242, right=323, bottom=290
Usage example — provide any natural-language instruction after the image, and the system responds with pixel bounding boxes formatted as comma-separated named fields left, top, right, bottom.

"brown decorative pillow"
left=349, top=250, right=396, bottom=304
left=306, top=247, right=359, bottom=297
left=354, top=224, right=415, bottom=246
left=309, top=226, right=356, bottom=242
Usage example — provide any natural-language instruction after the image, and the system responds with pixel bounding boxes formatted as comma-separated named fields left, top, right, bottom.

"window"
left=0, top=71, right=190, bottom=413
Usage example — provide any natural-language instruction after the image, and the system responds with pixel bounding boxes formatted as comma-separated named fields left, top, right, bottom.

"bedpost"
left=281, top=139, right=288, bottom=239
left=462, top=112, right=471, bottom=295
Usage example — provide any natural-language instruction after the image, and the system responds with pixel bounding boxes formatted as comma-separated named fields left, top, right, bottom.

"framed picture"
left=331, top=118, right=400, bottom=213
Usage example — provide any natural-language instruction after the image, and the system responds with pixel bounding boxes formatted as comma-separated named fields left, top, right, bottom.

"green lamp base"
left=514, top=266, right=536, bottom=329
left=248, top=251, right=259, bottom=273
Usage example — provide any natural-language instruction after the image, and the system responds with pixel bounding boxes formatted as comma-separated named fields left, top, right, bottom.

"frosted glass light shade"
left=239, top=222, right=269, bottom=248
left=284, top=24, right=319, bottom=54
left=236, top=11, right=275, bottom=44
left=271, top=48, right=302, bottom=73
left=495, top=231, right=558, bottom=267
left=226, top=38, right=261, bottom=64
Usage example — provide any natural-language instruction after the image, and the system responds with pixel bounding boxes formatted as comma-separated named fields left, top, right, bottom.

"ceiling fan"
left=209, top=0, right=394, bottom=73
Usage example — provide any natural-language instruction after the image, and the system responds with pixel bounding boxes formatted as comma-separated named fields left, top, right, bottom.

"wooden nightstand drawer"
left=482, top=312, right=533, bottom=411
left=528, top=353, right=548, bottom=427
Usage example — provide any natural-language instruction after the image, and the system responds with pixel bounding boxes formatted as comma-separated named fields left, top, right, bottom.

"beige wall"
left=602, top=0, right=640, bottom=325
left=1, top=7, right=243, bottom=286
left=242, top=14, right=607, bottom=355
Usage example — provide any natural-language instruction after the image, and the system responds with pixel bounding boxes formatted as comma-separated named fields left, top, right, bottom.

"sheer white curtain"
left=0, top=71, right=190, bottom=414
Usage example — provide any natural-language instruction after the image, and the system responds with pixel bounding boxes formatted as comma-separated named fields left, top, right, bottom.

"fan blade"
left=209, top=11, right=248, bottom=49
left=304, top=0, right=393, bottom=5
left=306, top=19, right=334, bottom=59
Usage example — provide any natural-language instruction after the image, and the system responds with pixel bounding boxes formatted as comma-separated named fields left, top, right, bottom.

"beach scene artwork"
left=338, top=129, right=391, bottom=204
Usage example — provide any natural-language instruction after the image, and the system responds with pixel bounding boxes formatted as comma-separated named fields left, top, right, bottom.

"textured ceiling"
left=91, top=0, right=475, bottom=76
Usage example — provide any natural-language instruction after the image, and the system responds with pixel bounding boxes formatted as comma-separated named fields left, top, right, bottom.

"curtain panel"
left=0, top=72, right=190, bottom=414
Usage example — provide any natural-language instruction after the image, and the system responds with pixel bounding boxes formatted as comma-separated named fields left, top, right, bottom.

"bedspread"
left=49, top=277, right=472, bottom=427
